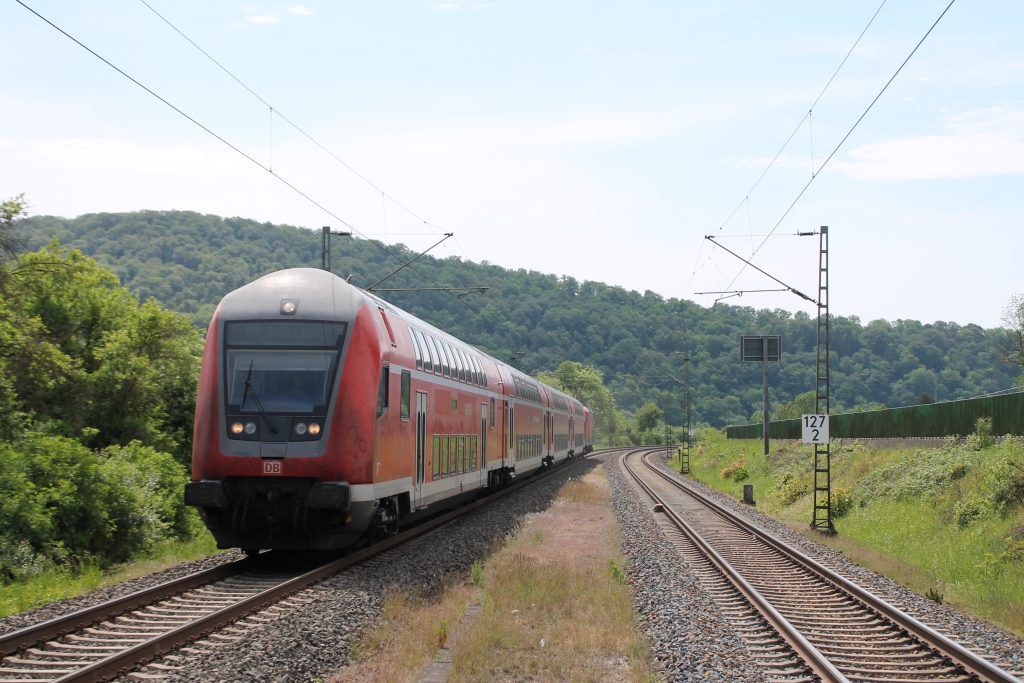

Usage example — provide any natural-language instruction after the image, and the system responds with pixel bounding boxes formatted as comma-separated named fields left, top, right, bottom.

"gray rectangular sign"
left=740, top=335, right=781, bottom=362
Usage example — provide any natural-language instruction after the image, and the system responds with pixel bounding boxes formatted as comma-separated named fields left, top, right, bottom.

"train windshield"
left=224, top=321, right=347, bottom=415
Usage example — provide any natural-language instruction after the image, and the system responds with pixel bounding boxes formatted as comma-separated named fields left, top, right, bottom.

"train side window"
left=400, top=370, right=411, bottom=421
left=435, top=340, right=449, bottom=377
left=426, top=335, right=442, bottom=375
left=458, top=349, right=469, bottom=383
left=376, top=365, right=390, bottom=417
left=453, top=347, right=465, bottom=383
left=447, top=436, right=456, bottom=476
left=473, top=356, right=482, bottom=386
left=432, top=435, right=441, bottom=479
left=442, top=342, right=454, bottom=379
left=441, top=436, right=450, bottom=477
left=415, top=329, right=431, bottom=373
left=409, top=328, right=422, bottom=371
left=489, top=397, right=495, bottom=429
left=449, top=345, right=461, bottom=381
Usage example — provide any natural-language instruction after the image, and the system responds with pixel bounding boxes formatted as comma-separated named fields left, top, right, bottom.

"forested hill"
left=17, top=210, right=1017, bottom=427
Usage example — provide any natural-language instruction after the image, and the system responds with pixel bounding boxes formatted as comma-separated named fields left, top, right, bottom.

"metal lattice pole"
left=680, top=353, right=691, bottom=475
left=811, top=226, right=836, bottom=534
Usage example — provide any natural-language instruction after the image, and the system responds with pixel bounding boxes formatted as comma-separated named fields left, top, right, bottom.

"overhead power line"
left=15, top=0, right=447, bottom=289
left=715, top=0, right=889, bottom=236
left=136, top=0, right=443, bottom=234
left=721, top=0, right=957, bottom=295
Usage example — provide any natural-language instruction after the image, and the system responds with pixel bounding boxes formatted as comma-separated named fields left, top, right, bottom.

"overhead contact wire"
left=716, top=0, right=888, bottom=234
left=723, top=0, right=955, bottom=293
left=136, top=0, right=455, bottom=285
left=137, top=0, right=446, bottom=236
left=16, top=0, right=445, bottom=286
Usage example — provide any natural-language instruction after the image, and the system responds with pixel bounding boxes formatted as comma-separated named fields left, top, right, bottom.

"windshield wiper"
left=241, top=361, right=278, bottom=435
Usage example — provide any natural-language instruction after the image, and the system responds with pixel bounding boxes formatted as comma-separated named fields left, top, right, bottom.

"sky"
left=2, top=1, right=1021, bottom=329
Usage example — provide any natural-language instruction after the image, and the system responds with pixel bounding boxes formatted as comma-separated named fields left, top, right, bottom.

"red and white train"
left=186, top=268, right=592, bottom=552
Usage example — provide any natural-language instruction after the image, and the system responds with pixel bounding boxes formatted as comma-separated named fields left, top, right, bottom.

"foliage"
left=15, top=210, right=1021, bottom=428
left=0, top=434, right=196, bottom=582
left=0, top=242, right=202, bottom=461
left=984, top=448, right=1024, bottom=511
left=1, top=194, right=26, bottom=262
left=967, top=416, right=995, bottom=451
left=830, top=487, right=854, bottom=518
left=720, top=459, right=749, bottom=482
left=537, top=361, right=619, bottom=444
left=1001, top=293, right=1024, bottom=381
left=0, top=223, right=205, bottom=587
left=633, top=402, right=662, bottom=431
left=854, top=445, right=983, bottom=503
left=770, top=471, right=808, bottom=507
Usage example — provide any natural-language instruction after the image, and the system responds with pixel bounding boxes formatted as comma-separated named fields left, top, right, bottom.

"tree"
left=635, top=402, right=662, bottom=432
left=1001, top=294, right=1024, bottom=381
left=538, top=361, right=620, bottom=445
left=1, top=194, right=26, bottom=260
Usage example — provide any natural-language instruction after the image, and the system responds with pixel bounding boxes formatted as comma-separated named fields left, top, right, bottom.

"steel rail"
left=637, top=450, right=1020, bottom=683
left=623, top=449, right=849, bottom=683
left=0, top=560, right=250, bottom=657
left=5, top=452, right=600, bottom=682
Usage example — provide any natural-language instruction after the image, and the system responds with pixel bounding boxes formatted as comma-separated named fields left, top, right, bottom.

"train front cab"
left=186, top=270, right=383, bottom=552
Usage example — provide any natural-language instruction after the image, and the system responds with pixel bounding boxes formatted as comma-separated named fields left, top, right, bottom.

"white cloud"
left=833, top=106, right=1024, bottom=180
left=288, top=4, right=314, bottom=16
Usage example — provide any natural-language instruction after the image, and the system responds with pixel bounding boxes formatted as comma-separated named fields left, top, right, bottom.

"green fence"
left=726, top=391, right=1024, bottom=440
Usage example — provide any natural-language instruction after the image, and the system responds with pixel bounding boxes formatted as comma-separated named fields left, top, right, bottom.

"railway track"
left=0, top=454, right=595, bottom=682
left=622, top=448, right=1022, bottom=683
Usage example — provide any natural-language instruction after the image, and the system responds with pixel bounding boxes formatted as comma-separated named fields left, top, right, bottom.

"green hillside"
left=17, top=210, right=1019, bottom=427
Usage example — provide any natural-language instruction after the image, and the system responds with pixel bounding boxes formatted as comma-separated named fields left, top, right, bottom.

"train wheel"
left=373, top=497, right=400, bottom=539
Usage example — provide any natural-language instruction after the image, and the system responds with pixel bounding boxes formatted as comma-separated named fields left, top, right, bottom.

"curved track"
left=622, top=448, right=1020, bottom=683
left=0, top=454, right=596, bottom=682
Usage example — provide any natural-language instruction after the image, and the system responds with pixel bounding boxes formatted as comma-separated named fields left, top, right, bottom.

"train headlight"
left=230, top=422, right=245, bottom=435
left=244, top=422, right=257, bottom=435
left=308, top=422, right=321, bottom=436
left=294, top=422, right=308, bottom=436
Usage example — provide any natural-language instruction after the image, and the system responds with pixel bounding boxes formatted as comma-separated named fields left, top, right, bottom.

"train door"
left=414, top=391, right=427, bottom=509
left=500, top=399, right=508, bottom=468
left=480, top=402, right=488, bottom=468
left=544, top=411, right=550, bottom=456
left=506, top=400, right=515, bottom=468
left=569, top=416, right=575, bottom=453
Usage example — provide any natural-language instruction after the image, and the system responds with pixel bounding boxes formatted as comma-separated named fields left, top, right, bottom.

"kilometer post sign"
left=801, top=414, right=829, bottom=444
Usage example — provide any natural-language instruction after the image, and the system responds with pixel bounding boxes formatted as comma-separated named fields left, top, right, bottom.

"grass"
left=332, top=469, right=653, bottom=682
left=0, top=534, right=221, bottom=618
left=675, top=429, right=1024, bottom=637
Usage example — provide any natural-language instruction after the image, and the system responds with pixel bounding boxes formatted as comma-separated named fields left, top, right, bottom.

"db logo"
left=262, top=460, right=283, bottom=475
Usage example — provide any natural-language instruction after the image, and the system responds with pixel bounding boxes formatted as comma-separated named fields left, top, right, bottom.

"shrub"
left=966, top=416, right=995, bottom=451
left=953, top=497, right=991, bottom=529
left=855, top=445, right=981, bottom=503
left=984, top=452, right=1024, bottom=511
left=830, top=487, right=854, bottom=518
left=0, top=432, right=197, bottom=580
left=720, top=459, right=749, bottom=482
left=470, top=560, right=484, bottom=588
left=770, top=472, right=807, bottom=507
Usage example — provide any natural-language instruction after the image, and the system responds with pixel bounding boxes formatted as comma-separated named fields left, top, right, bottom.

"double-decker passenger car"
left=185, top=268, right=592, bottom=552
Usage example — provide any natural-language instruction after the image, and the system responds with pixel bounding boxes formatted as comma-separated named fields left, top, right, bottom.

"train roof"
left=220, top=268, right=588, bottom=412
